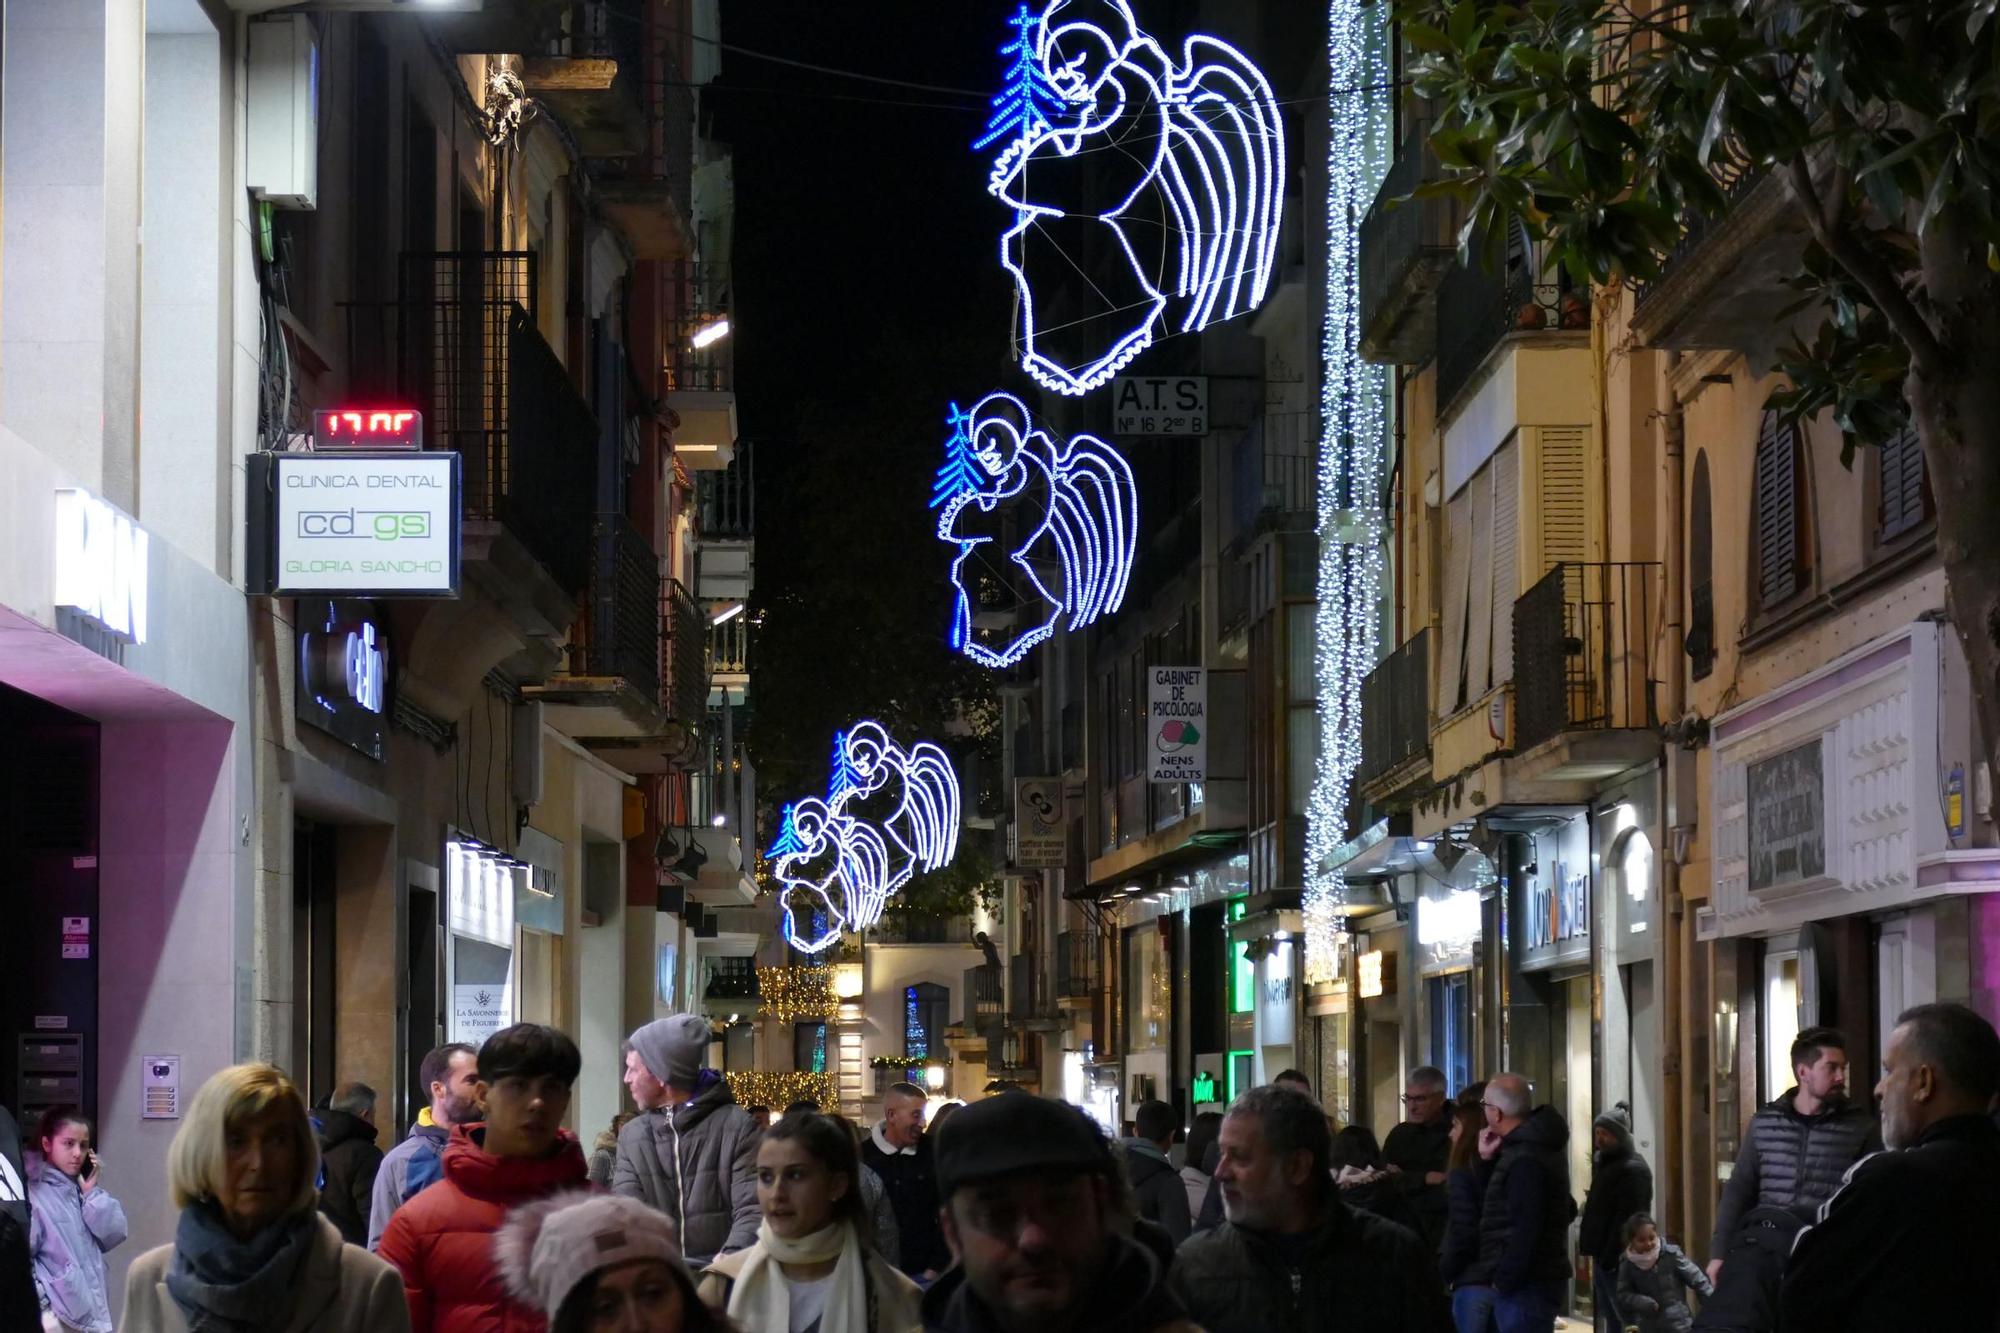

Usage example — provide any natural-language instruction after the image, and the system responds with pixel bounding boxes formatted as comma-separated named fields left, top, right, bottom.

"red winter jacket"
left=377, top=1124, right=591, bottom=1333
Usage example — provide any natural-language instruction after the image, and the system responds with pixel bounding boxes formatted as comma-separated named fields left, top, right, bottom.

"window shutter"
left=1536, top=425, right=1589, bottom=574
left=1877, top=422, right=1929, bottom=541
left=1490, top=439, right=1520, bottom=685
left=1466, top=464, right=1496, bottom=699
left=1437, top=490, right=1473, bottom=717
left=1755, top=411, right=1800, bottom=606
left=1688, top=451, right=1715, bottom=680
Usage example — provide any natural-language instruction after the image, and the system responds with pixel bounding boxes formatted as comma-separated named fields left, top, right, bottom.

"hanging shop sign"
left=53, top=488, right=149, bottom=644
left=246, top=444, right=460, bottom=598
left=1747, top=738, right=1827, bottom=895
left=1357, top=949, right=1387, bottom=998
left=934, top=392, right=1137, bottom=668
left=1112, top=376, right=1208, bottom=437
left=1148, top=666, right=1207, bottom=783
left=1014, top=777, right=1067, bottom=868
left=296, top=599, right=392, bottom=761
left=1415, top=888, right=1480, bottom=974
left=1516, top=816, right=1591, bottom=972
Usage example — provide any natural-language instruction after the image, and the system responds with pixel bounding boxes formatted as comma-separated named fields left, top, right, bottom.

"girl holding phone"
left=28, top=1106, right=127, bottom=1333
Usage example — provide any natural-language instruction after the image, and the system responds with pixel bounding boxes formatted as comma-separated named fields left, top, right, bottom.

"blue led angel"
left=769, top=721, right=964, bottom=954
left=978, top=0, right=1286, bottom=396
left=934, top=392, right=1137, bottom=669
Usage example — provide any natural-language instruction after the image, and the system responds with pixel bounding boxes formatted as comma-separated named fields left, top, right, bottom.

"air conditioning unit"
left=247, top=17, right=318, bottom=209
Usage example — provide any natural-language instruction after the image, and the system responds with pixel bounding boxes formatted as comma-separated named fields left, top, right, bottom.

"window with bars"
left=1876, top=422, right=1933, bottom=543
left=1754, top=411, right=1811, bottom=610
left=1688, top=451, right=1716, bottom=680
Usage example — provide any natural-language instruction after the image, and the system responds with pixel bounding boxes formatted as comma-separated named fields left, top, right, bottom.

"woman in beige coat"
left=121, top=1063, right=410, bottom=1333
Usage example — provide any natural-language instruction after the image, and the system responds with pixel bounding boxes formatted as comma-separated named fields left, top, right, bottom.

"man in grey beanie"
left=613, top=1013, right=762, bottom=1265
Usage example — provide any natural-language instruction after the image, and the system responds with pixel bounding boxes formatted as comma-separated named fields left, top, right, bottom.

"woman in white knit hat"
left=497, top=1191, right=738, bottom=1333
left=699, top=1112, right=921, bottom=1333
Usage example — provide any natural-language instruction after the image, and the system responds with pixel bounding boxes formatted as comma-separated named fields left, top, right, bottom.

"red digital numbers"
left=312, top=408, right=424, bottom=451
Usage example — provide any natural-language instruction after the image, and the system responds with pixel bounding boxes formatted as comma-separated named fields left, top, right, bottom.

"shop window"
left=1762, top=948, right=1801, bottom=1103
left=794, top=1022, right=827, bottom=1075
left=1688, top=451, right=1715, bottom=679
left=1875, top=421, right=1933, bottom=543
left=1125, top=924, right=1167, bottom=1050
left=1753, top=411, right=1811, bottom=611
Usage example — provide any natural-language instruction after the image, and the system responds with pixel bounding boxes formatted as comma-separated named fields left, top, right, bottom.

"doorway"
left=1428, top=972, right=1474, bottom=1092
left=292, top=821, right=339, bottom=1105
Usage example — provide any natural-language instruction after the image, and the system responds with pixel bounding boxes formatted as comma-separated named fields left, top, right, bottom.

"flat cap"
left=932, top=1092, right=1115, bottom=1196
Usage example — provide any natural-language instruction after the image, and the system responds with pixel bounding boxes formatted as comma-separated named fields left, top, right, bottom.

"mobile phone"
left=80, top=1151, right=97, bottom=1182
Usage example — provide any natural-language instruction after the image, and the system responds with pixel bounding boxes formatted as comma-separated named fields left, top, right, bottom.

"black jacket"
left=1474, top=1107, right=1573, bottom=1293
left=316, top=1108, right=384, bottom=1246
left=865, top=1129, right=949, bottom=1276
left=1119, top=1140, right=1192, bottom=1245
left=1170, top=1191, right=1453, bottom=1333
left=1438, top=1165, right=1485, bottom=1287
left=1780, top=1114, right=2000, bottom=1332
left=1381, top=1115, right=1452, bottom=1250
left=1579, top=1134, right=1653, bottom=1273
left=922, top=1227, right=1195, bottom=1333
left=0, top=1107, right=36, bottom=1333
left=1709, top=1089, right=1877, bottom=1256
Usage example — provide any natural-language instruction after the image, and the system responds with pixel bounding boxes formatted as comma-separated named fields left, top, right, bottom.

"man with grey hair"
left=1780, top=1002, right=2000, bottom=1330
left=1466, top=1073, right=1573, bottom=1333
left=316, top=1079, right=384, bottom=1244
left=866, top=1081, right=948, bottom=1277
left=1171, top=1085, right=1451, bottom=1332
left=1382, top=1065, right=1453, bottom=1251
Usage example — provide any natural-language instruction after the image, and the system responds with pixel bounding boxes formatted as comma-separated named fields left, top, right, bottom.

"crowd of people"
left=0, top=1000, right=1994, bottom=1331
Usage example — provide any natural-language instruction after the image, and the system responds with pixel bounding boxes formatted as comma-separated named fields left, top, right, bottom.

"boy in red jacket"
left=379, top=1023, right=591, bottom=1332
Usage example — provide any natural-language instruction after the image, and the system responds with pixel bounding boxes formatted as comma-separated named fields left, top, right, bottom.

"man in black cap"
left=922, top=1093, right=1197, bottom=1333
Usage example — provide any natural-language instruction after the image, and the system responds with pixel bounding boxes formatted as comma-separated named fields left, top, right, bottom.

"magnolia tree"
left=1395, top=0, right=2000, bottom=750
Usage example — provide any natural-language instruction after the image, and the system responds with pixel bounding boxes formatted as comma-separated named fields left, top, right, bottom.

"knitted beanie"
left=495, top=1191, right=689, bottom=1320
left=629, top=1013, right=713, bottom=1090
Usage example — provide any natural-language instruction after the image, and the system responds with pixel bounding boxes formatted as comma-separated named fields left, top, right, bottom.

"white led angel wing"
left=1041, top=425, right=1138, bottom=629
left=1162, top=36, right=1284, bottom=330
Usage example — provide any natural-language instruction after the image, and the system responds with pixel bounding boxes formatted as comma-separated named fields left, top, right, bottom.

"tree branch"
left=1785, top=153, right=1946, bottom=375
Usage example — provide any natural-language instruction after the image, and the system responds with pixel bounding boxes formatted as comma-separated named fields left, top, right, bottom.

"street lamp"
left=924, top=1064, right=946, bottom=1092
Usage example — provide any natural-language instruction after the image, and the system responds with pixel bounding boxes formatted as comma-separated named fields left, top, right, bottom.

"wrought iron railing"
left=871, top=914, right=976, bottom=945
left=1228, top=413, right=1318, bottom=549
left=1359, top=118, right=1456, bottom=354
left=1358, top=629, right=1430, bottom=788
left=1512, top=562, right=1661, bottom=753
left=704, top=956, right=757, bottom=1000
left=708, top=611, right=749, bottom=677
left=666, top=261, right=732, bottom=394
left=1056, top=930, right=1098, bottom=998
left=965, top=963, right=1004, bottom=1023
left=582, top=515, right=662, bottom=700
left=1632, top=161, right=1767, bottom=314
left=663, top=576, right=708, bottom=724
left=1434, top=253, right=1578, bottom=414
left=696, top=440, right=754, bottom=538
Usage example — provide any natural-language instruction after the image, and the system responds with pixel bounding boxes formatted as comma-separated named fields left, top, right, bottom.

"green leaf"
left=1697, top=82, right=1730, bottom=166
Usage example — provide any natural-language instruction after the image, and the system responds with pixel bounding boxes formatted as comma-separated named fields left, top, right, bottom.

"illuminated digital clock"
left=312, top=408, right=423, bottom=451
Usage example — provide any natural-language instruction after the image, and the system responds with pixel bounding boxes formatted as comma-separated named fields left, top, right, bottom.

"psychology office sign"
left=247, top=449, right=461, bottom=597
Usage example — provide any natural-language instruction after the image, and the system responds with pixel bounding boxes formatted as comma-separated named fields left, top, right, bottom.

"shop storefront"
left=1414, top=861, right=1487, bottom=1093
left=1594, top=780, right=1665, bottom=1178
left=1703, top=620, right=2000, bottom=1116
left=1508, top=812, right=1594, bottom=1197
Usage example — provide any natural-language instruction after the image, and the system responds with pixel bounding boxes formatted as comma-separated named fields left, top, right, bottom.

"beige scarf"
left=726, top=1219, right=873, bottom=1333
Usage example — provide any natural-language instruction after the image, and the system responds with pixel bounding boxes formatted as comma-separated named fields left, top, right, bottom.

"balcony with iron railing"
left=964, top=963, right=1004, bottom=1026
left=1225, top=412, right=1318, bottom=557
left=1359, top=118, right=1459, bottom=364
left=342, top=250, right=596, bottom=646
left=1357, top=629, right=1431, bottom=801
left=1056, top=930, right=1098, bottom=1002
left=708, top=610, right=749, bottom=685
left=1509, top=562, right=1661, bottom=781
left=1628, top=159, right=1804, bottom=353
left=1434, top=248, right=1588, bottom=418
left=668, top=260, right=737, bottom=467
left=869, top=914, right=977, bottom=945
left=696, top=439, right=754, bottom=539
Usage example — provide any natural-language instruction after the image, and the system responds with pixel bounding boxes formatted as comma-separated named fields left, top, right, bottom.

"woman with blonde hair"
left=121, top=1063, right=409, bottom=1333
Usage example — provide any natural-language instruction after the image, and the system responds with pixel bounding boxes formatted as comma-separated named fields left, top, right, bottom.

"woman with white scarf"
left=700, top=1111, right=921, bottom=1333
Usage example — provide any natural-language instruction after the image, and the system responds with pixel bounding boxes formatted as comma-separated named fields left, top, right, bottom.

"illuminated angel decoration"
left=933, top=392, right=1137, bottom=668
left=769, top=723, right=963, bottom=954
left=978, top=0, right=1286, bottom=396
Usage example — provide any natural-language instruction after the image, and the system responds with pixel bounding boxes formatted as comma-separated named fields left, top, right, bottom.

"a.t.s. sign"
left=247, top=447, right=461, bottom=597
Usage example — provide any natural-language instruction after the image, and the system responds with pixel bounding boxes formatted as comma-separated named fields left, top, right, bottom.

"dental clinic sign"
left=247, top=447, right=460, bottom=597
left=53, top=489, right=149, bottom=643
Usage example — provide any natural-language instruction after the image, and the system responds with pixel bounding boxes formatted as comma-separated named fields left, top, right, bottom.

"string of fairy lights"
left=1303, top=0, right=1392, bottom=986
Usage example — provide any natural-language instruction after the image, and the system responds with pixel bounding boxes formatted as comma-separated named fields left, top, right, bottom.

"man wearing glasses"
left=1382, top=1066, right=1453, bottom=1252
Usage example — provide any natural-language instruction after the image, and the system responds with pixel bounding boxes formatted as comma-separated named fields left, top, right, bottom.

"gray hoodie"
left=26, top=1157, right=127, bottom=1333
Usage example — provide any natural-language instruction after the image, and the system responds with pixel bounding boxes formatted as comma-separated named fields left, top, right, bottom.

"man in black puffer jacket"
left=1470, top=1073, right=1573, bottom=1333
left=316, top=1081, right=386, bottom=1245
left=1171, top=1085, right=1451, bottom=1333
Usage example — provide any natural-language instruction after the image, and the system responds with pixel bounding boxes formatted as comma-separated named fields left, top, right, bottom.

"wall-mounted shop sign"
left=1148, top=666, right=1207, bottom=783
left=1748, top=738, right=1827, bottom=894
left=1517, top=816, right=1592, bottom=972
left=1112, top=376, right=1208, bottom=437
left=1014, top=777, right=1066, bottom=868
left=246, top=449, right=460, bottom=597
left=1357, top=949, right=1390, bottom=998
left=53, top=488, right=149, bottom=643
left=296, top=599, right=391, bottom=760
